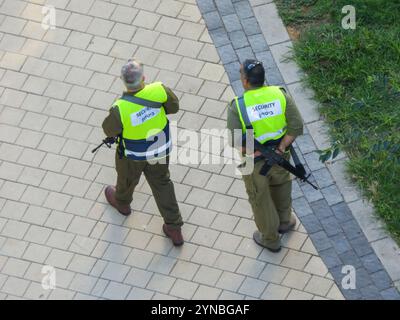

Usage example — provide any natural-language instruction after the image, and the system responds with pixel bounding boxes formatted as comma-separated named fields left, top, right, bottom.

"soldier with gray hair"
left=102, top=58, right=184, bottom=246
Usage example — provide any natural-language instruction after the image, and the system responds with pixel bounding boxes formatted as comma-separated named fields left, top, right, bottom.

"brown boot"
left=163, top=224, right=184, bottom=246
left=104, top=186, right=131, bottom=216
left=279, top=214, right=297, bottom=234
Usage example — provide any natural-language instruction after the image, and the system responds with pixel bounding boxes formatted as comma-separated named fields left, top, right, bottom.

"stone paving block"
left=213, top=251, right=243, bottom=273
left=191, top=245, right=220, bottom=267
left=349, top=235, right=373, bottom=258
left=349, top=199, right=387, bottom=243
left=238, top=276, right=267, bottom=298
left=1, top=277, right=30, bottom=297
left=228, top=30, right=249, bottom=49
left=281, top=250, right=311, bottom=271
left=236, top=257, right=265, bottom=278
left=304, top=256, right=328, bottom=277
left=236, top=46, right=255, bottom=63
left=1, top=258, right=30, bottom=277
left=215, top=270, right=245, bottom=292
left=261, top=283, right=290, bottom=300
left=22, top=243, right=51, bottom=264
left=319, top=216, right=343, bottom=238
left=208, top=27, right=231, bottom=48
left=360, top=253, right=384, bottom=274
left=147, top=273, right=176, bottom=294
left=299, top=214, right=324, bottom=235
left=178, top=21, right=204, bottom=40
left=46, top=230, right=75, bottom=250
left=281, top=231, right=307, bottom=251
left=321, top=185, right=343, bottom=206
left=23, top=224, right=52, bottom=245
left=218, top=44, right=238, bottom=64
left=193, top=285, right=222, bottom=300
left=380, top=287, right=400, bottom=300
left=286, top=289, right=314, bottom=300
left=292, top=197, right=313, bottom=218
left=309, top=230, right=333, bottom=253
left=219, top=290, right=244, bottom=300
left=101, top=281, right=131, bottom=300
left=241, top=17, right=262, bottom=36
left=123, top=267, right=153, bottom=289
left=203, top=11, right=223, bottom=31
left=370, top=270, right=392, bottom=291
left=331, top=202, right=353, bottom=223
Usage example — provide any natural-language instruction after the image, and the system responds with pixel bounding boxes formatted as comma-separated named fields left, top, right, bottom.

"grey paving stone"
left=304, top=152, right=326, bottom=171
left=360, top=253, right=384, bottom=274
left=236, top=46, right=255, bottom=63
left=224, top=61, right=241, bottom=82
left=241, top=17, right=261, bottom=36
left=331, top=202, right=353, bottom=223
left=370, top=270, right=392, bottom=291
left=338, top=250, right=363, bottom=269
left=218, top=44, right=238, bottom=64
left=291, top=180, right=303, bottom=199
left=228, top=30, right=249, bottom=49
left=209, top=28, right=231, bottom=47
left=319, top=247, right=342, bottom=269
left=203, top=11, right=223, bottom=31
left=216, top=0, right=236, bottom=16
left=301, top=183, right=324, bottom=203
left=380, top=287, right=400, bottom=300
left=295, top=134, right=316, bottom=154
left=355, top=267, right=373, bottom=289
left=320, top=216, right=342, bottom=237
left=300, top=215, right=323, bottom=235
left=341, top=219, right=363, bottom=240
left=312, top=168, right=334, bottom=189
left=359, top=285, right=382, bottom=300
left=321, top=185, right=343, bottom=206
left=248, top=34, right=269, bottom=53
left=330, top=233, right=352, bottom=255
left=256, top=51, right=276, bottom=71
left=222, top=14, right=242, bottom=33
left=342, top=289, right=362, bottom=300
left=309, top=230, right=332, bottom=252
left=292, top=197, right=312, bottom=217
left=234, top=1, right=254, bottom=19
left=349, top=236, right=373, bottom=257
left=197, top=0, right=217, bottom=13
left=310, top=199, right=333, bottom=220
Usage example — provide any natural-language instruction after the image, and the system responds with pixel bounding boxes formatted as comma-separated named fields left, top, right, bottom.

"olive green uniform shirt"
left=102, top=84, right=180, bottom=137
left=227, top=87, right=304, bottom=146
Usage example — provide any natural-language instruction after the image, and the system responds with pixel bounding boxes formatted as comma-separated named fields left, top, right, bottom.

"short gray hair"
left=121, top=59, right=144, bottom=90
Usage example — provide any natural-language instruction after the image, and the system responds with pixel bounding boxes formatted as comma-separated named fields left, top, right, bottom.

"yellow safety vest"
left=235, top=86, right=287, bottom=144
left=114, top=82, right=171, bottom=160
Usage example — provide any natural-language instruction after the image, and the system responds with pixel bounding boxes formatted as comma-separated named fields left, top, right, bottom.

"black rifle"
left=91, top=137, right=117, bottom=153
left=254, top=140, right=319, bottom=190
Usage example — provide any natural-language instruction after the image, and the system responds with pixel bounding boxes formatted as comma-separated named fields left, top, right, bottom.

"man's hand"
left=275, top=144, right=285, bottom=155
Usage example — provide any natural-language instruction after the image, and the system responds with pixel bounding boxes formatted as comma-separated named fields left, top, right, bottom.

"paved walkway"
left=0, top=0, right=396, bottom=300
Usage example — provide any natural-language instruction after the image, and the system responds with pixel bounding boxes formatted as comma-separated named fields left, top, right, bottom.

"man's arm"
left=277, top=89, right=304, bottom=153
left=102, top=106, right=122, bottom=138
left=162, top=85, right=179, bottom=115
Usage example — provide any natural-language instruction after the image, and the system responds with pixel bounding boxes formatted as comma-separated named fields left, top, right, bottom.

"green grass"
left=274, top=0, right=400, bottom=241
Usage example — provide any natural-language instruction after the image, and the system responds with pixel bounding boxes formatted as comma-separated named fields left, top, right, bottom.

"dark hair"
left=242, top=59, right=265, bottom=87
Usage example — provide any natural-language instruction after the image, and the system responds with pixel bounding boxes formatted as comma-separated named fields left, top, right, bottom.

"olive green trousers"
left=242, top=158, right=292, bottom=249
left=114, top=153, right=183, bottom=228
